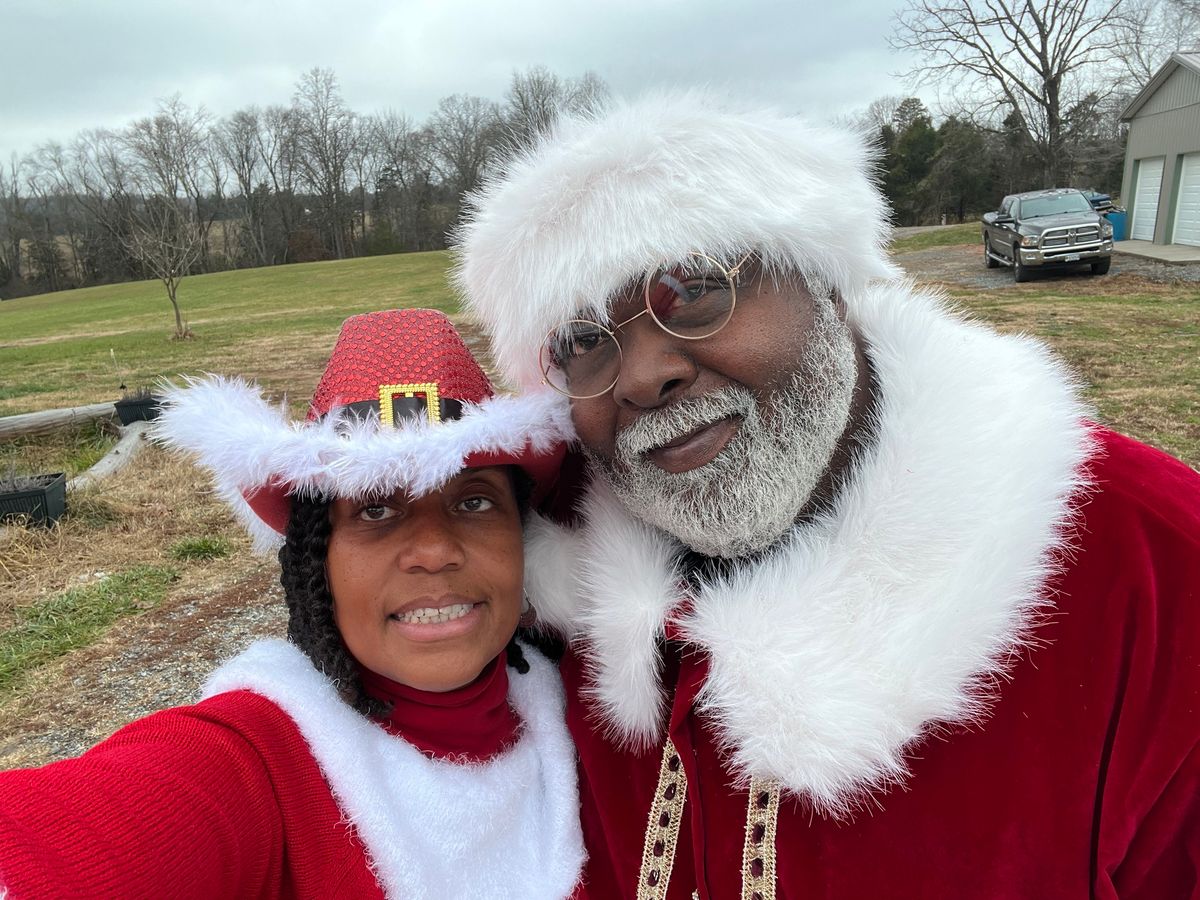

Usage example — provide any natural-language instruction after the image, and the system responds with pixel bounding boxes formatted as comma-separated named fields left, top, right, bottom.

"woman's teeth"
left=393, top=603, right=474, bottom=624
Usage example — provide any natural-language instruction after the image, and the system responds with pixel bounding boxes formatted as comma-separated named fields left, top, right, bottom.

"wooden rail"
left=0, top=402, right=118, bottom=441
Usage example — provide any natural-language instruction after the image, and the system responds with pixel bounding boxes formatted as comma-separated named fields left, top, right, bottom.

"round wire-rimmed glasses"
left=539, top=251, right=754, bottom=399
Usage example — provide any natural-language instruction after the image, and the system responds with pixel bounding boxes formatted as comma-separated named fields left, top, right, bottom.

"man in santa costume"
left=453, top=94, right=1200, bottom=898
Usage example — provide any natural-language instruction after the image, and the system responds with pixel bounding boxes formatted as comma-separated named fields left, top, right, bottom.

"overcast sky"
left=2, top=0, right=935, bottom=161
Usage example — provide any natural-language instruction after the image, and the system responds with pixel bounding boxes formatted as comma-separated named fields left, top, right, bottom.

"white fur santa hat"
left=453, top=90, right=900, bottom=391
left=154, top=308, right=573, bottom=551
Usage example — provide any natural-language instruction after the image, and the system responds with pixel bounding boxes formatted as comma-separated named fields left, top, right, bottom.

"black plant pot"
left=0, top=472, right=67, bottom=527
left=114, top=395, right=161, bottom=426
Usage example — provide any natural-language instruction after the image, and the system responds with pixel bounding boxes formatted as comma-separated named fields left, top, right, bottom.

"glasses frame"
left=539, top=251, right=754, bottom=400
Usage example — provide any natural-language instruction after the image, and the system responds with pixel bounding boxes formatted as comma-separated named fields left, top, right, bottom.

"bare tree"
left=503, top=66, right=566, bottom=152
left=218, top=108, right=271, bottom=266
left=892, top=0, right=1133, bottom=186
left=64, top=123, right=203, bottom=336
left=429, top=94, right=500, bottom=198
left=256, top=104, right=302, bottom=262
left=26, top=142, right=88, bottom=285
left=123, top=193, right=204, bottom=337
left=1114, top=0, right=1200, bottom=84
left=856, top=96, right=907, bottom=134
left=347, top=114, right=380, bottom=249
left=0, top=155, right=29, bottom=291
left=124, top=96, right=217, bottom=270
left=292, top=68, right=356, bottom=259
left=500, top=67, right=611, bottom=156
left=373, top=111, right=441, bottom=250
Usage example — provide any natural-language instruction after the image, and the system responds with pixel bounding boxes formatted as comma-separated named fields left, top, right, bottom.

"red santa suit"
left=522, top=283, right=1200, bottom=899
left=452, top=90, right=1200, bottom=900
left=0, top=640, right=586, bottom=899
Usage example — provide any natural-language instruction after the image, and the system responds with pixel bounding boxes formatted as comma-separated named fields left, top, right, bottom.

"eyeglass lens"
left=540, top=319, right=622, bottom=398
left=540, top=253, right=745, bottom=399
left=645, top=253, right=738, bottom=339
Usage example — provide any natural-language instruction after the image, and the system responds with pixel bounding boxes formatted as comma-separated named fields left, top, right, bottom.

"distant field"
left=0, top=252, right=457, bottom=417
left=890, top=223, right=979, bottom=252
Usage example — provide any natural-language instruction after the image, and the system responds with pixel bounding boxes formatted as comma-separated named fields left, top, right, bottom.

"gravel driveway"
left=896, top=234, right=1200, bottom=291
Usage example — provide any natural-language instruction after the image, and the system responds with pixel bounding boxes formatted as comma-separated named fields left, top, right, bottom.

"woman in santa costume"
left=0, top=308, right=585, bottom=899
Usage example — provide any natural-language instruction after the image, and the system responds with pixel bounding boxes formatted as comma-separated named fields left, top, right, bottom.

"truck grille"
left=1040, top=224, right=1101, bottom=256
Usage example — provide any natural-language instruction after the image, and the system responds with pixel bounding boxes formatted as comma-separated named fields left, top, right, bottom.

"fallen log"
left=68, top=421, right=152, bottom=491
left=0, top=402, right=118, bottom=441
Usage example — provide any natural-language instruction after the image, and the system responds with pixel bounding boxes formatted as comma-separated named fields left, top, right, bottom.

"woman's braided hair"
left=277, top=469, right=535, bottom=717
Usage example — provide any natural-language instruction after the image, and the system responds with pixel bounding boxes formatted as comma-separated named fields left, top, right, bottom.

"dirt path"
left=0, top=563, right=285, bottom=768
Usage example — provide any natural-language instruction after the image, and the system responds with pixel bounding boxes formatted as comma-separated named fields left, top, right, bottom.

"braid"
left=505, top=636, right=530, bottom=674
left=278, top=495, right=388, bottom=718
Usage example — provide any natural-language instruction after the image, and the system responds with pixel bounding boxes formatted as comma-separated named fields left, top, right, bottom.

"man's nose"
left=610, top=318, right=698, bottom=410
left=394, top=510, right=466, bottom=573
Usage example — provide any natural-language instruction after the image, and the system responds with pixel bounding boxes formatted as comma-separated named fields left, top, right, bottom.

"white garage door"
left=1131, top=157, right=1164, bottom=241
left=1173, top=152, right=1200, bottom=247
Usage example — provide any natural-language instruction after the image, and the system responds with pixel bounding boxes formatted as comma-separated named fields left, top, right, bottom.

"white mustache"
left=615, top=387, right=755, bottom=459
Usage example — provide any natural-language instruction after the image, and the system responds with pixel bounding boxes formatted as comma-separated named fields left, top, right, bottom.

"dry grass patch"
left=0, top=446, right=255, bottom=629
left=1, top=421, right=118, bottom=482
left=951, top=286, right=1199, bottom=467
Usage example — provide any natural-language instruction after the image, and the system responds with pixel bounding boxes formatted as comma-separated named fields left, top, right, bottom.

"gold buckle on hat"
left=379, top=382, right=442, bottom=426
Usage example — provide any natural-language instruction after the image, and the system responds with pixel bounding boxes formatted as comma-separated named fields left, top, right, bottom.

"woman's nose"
left=394, top=509, right=467, bottom=574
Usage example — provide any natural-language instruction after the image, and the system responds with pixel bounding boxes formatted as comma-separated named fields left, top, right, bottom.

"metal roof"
left=1121, top=51, right=1200, bottom=121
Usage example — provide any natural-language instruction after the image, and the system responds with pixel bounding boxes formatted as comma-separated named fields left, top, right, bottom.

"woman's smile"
left=387, top=594, right=488, bottom=641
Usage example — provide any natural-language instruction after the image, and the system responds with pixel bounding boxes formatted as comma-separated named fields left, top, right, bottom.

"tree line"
left=2, top=0, right=1196, bottom=307
left=0, top=66, right=608, bottom=314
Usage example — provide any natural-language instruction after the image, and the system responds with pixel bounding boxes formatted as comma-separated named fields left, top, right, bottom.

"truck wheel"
left=1090, top=257, right=1111, bottom=275
left=984, top=236, right=998, bottom=268
left=1013, top=247, right=1031, bottom=283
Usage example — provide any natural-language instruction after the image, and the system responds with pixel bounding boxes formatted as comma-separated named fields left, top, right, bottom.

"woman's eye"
left=458, top=496, right=495, bottom=513
left=359, top=504, right=395, bottom=521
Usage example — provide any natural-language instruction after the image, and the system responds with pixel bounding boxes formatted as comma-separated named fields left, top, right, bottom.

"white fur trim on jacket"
left=152, top=375, right=574, bottom=550
left=453, top=91, right=900, bottom=390
left=203, top=639, right=585, bottom=900
left=525, top=283, right=1095, bottom=818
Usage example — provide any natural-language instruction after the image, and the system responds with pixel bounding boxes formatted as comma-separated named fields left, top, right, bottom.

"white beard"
left=588, top=298, right=858, bottom=559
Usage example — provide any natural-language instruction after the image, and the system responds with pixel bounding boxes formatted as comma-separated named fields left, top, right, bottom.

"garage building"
left=1120, top=51, right=1200, bottom=247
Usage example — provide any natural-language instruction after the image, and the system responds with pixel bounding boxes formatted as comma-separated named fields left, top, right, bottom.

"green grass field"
left=1, top=252, right=457, bottom=417
left=890, top=223, right=979, bottom=252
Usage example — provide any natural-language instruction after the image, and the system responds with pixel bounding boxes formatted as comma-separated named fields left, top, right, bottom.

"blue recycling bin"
left=1105, top=210, right=1127, bottom=241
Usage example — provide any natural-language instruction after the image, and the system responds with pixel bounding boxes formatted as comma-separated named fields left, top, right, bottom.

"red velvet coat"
left=545, top=429, right=1200, bottom=899
left=541, top=427, right=1200, bottom=899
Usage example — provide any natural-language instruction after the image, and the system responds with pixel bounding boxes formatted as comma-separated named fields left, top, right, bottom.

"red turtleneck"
left=357, top=654, right=521, bottom=762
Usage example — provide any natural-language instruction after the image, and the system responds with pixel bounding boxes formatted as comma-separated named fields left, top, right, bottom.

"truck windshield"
left=1017, top=194, right=1092, bottom=218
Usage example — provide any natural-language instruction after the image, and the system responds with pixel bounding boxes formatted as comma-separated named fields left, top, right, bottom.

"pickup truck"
left=981, top=188, right=1114, bottom=282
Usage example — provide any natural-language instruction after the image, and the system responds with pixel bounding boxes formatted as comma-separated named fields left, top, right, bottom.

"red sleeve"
left=0, top=696, right=286, bottom=900
left=1111, top=743, right=1200, bottom=898
left=1084, top=429, right=1200, bottom=898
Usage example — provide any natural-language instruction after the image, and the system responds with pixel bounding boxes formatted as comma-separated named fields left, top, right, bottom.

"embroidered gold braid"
left=740, top=777, right=781, bottom=900
left=637, top=740, right=688, bottom=900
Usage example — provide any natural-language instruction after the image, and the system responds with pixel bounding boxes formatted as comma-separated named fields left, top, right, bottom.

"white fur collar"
left=526, top=284, right=1094, bottom=817
left=203, top=640, right=584, bottom=899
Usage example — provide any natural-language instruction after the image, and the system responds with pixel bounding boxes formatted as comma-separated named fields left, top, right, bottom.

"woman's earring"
left=519, top=592, right=539, bottom=629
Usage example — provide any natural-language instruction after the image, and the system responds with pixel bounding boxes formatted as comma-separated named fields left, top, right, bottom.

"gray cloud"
left=1, top=0, right=931, bottom=159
